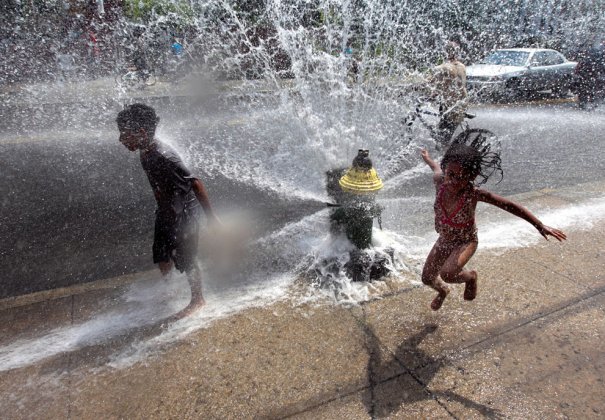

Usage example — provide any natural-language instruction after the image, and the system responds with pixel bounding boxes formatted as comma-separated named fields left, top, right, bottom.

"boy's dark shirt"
left=140, top=140, right=200, bottom=224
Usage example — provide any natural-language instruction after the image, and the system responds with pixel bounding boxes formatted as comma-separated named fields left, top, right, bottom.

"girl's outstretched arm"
left=420, top=149, right=442, bottom=183
left=477, top=189, right=567, bottom=241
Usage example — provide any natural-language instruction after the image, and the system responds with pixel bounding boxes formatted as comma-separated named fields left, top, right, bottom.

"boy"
left=117, top=103, right=220, bottom=318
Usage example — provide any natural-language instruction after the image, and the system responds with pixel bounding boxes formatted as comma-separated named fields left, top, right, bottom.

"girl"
left=420, top=136, right=566, bottom=311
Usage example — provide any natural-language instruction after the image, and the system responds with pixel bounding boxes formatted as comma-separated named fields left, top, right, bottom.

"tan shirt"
left=431, top=60, right=468, bottom=123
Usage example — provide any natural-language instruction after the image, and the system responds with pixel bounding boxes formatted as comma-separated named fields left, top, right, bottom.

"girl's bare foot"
left=464, top=271, right=478, bottom=301
left=431, top=289, right=449, bottom=311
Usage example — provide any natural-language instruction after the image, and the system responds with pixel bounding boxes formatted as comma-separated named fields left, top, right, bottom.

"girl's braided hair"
left=440, top=129, right=503, bottom=186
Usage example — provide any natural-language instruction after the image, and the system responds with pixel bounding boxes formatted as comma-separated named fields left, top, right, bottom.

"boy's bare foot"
left=431, top=289, right=449, bottom=311
left=173, top=297, right=206, bottom=320
left=464, top=271, right=478, bottom=301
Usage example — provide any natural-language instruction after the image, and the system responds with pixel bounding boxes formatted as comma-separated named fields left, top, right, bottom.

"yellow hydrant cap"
left=339, top=167, right=383, bottom=194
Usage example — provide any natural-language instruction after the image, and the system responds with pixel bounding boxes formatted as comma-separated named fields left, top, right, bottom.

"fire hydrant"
left=326, top=149, right=392, bottom=281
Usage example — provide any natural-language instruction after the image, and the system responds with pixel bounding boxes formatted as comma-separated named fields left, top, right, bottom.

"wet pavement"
left=0, top=182, right=603, bottom=419
left=2, top=75, right=604, bottom=300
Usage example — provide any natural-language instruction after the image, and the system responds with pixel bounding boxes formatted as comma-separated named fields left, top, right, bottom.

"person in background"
left=131, top=26, right=150, bottom=80
left=429, top=41, right=468, bottom=146
left=171, top=38, right=184, bottom=57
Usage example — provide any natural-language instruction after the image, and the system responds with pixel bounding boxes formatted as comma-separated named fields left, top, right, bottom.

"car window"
left=482, top=50, right=530, bottom=66
left=530, top=52, right=549, bottom=66
left=545, top=51, right=565, bottom=65
left=530, top=51, right=565, bottom=66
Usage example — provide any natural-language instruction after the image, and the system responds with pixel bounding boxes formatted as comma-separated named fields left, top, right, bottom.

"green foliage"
left=123, top=0, right=195, bottom=24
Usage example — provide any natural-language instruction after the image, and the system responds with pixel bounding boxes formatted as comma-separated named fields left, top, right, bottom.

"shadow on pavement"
left=364, top=322, right=503, bottom=419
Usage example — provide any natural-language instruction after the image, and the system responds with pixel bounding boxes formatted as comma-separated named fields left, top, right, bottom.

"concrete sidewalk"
left=0, top=186, right=604, bottom=419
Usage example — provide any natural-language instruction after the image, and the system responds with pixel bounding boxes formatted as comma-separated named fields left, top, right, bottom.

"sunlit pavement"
left=0, top=182, right=603, bottom=418
left=0, top=76, right=293, bottom=137
left=0, top=75, right=293, bottom=107
left=0, top=74, right=574, bottom=107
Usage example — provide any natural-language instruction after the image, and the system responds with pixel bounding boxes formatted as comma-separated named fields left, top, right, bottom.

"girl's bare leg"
left=463, top=271, right=478, bottom=301
left=422, top=238, right=453, bottom=310
left=439, top=241, right=478, bottom=300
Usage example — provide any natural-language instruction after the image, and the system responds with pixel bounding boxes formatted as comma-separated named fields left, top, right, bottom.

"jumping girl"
left=420, top=135, right=566, bottom=311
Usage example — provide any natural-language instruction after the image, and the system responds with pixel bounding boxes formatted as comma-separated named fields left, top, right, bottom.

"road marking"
left=0, top=135, right=49, bottom=146
left=0, top=117, right=256, bottom=146
left=226, top=118, right=248, bottom=126
left=0, top=130, right=106, bottom=146
left=0, top=270, right=156, bottom=311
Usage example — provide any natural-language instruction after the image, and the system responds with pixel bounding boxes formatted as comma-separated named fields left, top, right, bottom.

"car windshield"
left=481, top=51, right=530, bottom=66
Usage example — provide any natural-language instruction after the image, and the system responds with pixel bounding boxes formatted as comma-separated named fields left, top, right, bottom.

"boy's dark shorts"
left=153, top=206, right=201, bottom=273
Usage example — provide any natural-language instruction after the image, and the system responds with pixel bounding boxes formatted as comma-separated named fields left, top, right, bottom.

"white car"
left=466, top=48, right=577, bottom=98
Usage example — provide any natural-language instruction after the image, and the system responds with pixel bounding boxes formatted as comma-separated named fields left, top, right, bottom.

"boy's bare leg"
left=187, top=266, right=206, bottom=308
left=174, top=263, right=205, bottom=319
left=422, top=239, right=452, bottom=311
left=158, top=260, right=173, bottom=276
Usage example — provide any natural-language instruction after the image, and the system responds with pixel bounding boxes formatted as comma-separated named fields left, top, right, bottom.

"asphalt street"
left=1, top=96, right=604, bottom=299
